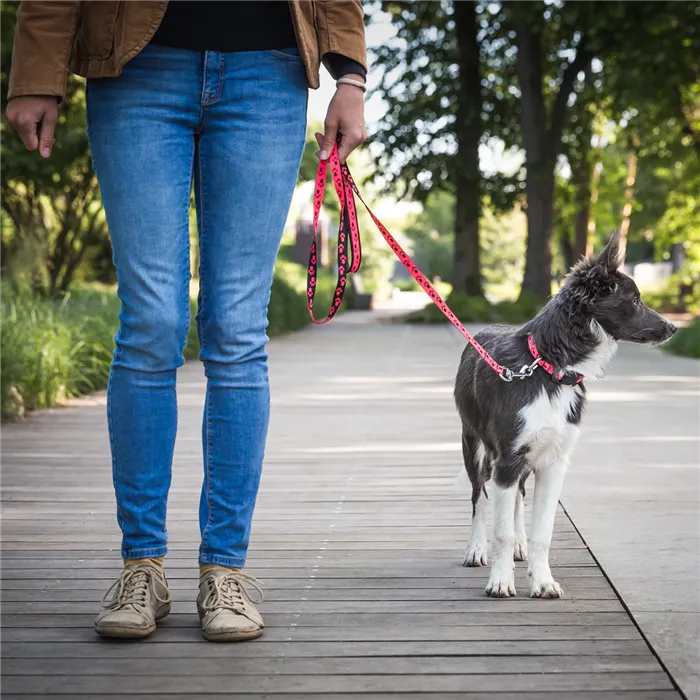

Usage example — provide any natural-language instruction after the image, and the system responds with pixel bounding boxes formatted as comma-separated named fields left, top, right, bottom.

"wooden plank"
left=1, top=599, right=626, bottom=615
left=0, top=672, right=674, bottom=694
left=0, top=625, right=644, bottom=642
left=0, top=585, right=618, bottom=602
left=0, top=576, right=614, bottom=591
left=0, top=639, right=653, bottom=659
left=1, top=655, right=662, bottom=675
left=0, top=692, right=685, bottom=700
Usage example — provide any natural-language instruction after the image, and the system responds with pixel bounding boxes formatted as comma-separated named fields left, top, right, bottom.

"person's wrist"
left=340, top=73, right=365, bottom=84
left=336, top=74, right=366, bottom=94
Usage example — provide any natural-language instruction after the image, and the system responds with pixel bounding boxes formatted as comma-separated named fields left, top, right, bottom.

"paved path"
left=2, top=312, right=696, bottom=698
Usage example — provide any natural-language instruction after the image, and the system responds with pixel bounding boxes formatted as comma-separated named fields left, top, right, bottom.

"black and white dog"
left=454, top=233, right=676, bottom=598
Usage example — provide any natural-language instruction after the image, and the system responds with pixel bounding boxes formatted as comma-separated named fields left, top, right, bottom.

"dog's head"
left=566, top=232, right=677, bottom=345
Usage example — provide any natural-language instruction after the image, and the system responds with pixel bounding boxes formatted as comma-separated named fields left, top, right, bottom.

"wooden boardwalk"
left=1, top=315, right=683, bottom=698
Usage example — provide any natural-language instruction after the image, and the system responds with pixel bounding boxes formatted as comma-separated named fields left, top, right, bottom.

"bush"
left=643, top=273, right=700, bottom=315
left=1, top=262, right=337, bottom=420
left=663, top=317, right=700, bottom=359
left=0, top=290, right=115, bottom=419
left=406, top=291, right=541, bottom=325
left=393, top=277, right=421, bottom=292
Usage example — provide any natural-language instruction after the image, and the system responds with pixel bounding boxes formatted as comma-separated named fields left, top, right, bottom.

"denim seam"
left=106, top=370, right=125, bottom=535
left=197, top=139, right=214, bottom=555
left=201, top=51, right=224, bottom=106
left=214, top=52, right=224, bottom=104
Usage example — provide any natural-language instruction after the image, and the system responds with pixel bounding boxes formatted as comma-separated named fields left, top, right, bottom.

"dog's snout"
left=667, top=321, right=678, bottom=338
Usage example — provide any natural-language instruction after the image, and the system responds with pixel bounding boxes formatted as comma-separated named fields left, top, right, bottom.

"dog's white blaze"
left=514, top=386, right=581, bottom=468
left=567, top=320, right=618, bottom=380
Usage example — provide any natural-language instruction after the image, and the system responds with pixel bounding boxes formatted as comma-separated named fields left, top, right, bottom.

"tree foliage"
left=368, top=0, right=700, bottom=305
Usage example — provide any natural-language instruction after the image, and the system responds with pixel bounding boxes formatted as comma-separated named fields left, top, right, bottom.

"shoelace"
left=101, top=565, right=171, bottom=611
left=200, top=570, right=264, bottom=615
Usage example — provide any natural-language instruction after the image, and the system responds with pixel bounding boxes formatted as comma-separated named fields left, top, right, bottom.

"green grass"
left=663, top=317, right=700, bottom=359
left=1, top=262, right=336, bottom=420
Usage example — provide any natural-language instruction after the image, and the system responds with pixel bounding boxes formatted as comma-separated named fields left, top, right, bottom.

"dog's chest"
left=515, top=386, right=582, bottom=467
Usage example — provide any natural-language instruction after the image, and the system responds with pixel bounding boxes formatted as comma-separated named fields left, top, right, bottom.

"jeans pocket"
left=268, top=48, right=304, bottom=64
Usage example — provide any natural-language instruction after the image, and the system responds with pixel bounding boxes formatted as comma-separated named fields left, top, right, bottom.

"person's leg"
left=86, top=44, right=200, bottom=637
left=193, top=48, right=307, bottom=641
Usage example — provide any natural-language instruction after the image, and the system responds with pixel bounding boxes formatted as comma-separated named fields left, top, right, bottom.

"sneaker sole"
left=202, top=627, right=264, bottom=643
left=94, top=622, right=156, bottom=639
left=94, top=604, right=170, bottom=639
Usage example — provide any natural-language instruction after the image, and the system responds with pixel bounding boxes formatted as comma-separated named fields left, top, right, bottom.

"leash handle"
left=306, top=148, right=361, bottom=325
left=307, top=145, right=507, bottom=378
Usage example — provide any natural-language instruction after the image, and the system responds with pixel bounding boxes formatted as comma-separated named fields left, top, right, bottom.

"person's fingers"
left=16, top=117, right=40, bottom=151
left=337, top=126, right=367, bottom=163
left=37, top=101, right=58, bottom=158
left=320, top=119, right=338, bottom=160
left=6, top=97, right=59, bottom=154
left=7, top=104, right=40, bottom=151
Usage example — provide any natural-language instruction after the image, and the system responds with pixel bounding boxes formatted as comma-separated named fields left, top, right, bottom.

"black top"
left=150, top=1, right=366, bottom=79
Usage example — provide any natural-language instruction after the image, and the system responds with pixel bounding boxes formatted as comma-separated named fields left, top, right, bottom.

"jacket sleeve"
left=8, top=1, right=81, bottom=101
left=315, top=0, right=367, bottom=77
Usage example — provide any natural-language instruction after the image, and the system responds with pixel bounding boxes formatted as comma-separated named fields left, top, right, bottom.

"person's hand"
left=6, top=96, right=58, bottom=158
left=317, top=74, right=366, bottom=163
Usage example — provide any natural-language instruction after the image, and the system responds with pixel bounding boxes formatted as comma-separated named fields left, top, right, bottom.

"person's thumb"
left=38, top=102, right=58, bottom=158
left=320, top=120, right=338, bottom=161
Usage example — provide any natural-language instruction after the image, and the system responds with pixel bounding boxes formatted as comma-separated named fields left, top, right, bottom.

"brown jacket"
left=8, top=0, right=366, bottom=100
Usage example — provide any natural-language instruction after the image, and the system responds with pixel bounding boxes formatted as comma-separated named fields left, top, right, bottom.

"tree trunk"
left=560, top=226, right=575, bottom=273
left=516, top=28, right=553, bottom=301
left=521, top=171, right=555, bottom=299
left=571, top=102, right=592, bottom=262
left=451, top=0, right=482, bottom=297
left=453, top=186, right=481, bottom=296
left=515, top=25, right=590, bottom=301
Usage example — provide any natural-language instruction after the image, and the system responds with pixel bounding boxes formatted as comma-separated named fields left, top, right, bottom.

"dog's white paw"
left=530, top=578, right=564, bottom=598
left=485, top=575, right=516, bottom=598
left=513, top=536, right=528, bottom=562
left=463, top=542, right=488, bottom=567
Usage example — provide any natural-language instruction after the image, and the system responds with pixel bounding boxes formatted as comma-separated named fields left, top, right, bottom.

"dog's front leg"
left=528, top=459, right=568, bottom=598
left=485, top=481, right=518, bottom=597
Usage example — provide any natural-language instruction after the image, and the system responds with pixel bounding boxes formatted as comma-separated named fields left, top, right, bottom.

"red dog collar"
left=528, top=335, right=584, bottom=386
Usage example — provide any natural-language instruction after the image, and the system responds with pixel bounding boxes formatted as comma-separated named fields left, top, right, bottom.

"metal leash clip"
left=500, top=358, right=540, bottom=382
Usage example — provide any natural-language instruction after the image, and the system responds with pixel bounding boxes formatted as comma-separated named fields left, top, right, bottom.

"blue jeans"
left=87, top=45, right=308, bottom=567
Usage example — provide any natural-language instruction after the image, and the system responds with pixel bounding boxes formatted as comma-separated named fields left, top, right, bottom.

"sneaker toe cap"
left=203, top=609, right=264, bottom=637
left=95, top=608, right=154, bottom=632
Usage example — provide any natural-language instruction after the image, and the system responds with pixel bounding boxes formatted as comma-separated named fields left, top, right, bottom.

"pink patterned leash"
left=307, top=145, right=544, bottom=382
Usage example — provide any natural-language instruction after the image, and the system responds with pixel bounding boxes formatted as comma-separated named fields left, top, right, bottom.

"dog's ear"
left=566, top=231, right=622, bottom=309
left=596, top=230, right=624, bottom=276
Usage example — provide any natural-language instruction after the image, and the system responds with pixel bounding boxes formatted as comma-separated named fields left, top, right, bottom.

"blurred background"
left=1, top=0, right=698, bottom=421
